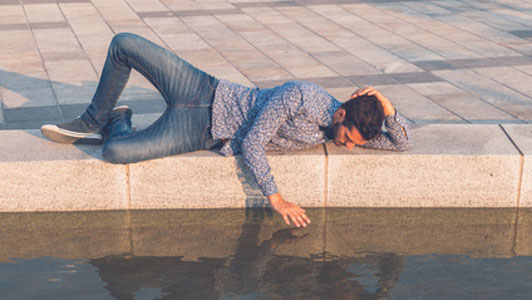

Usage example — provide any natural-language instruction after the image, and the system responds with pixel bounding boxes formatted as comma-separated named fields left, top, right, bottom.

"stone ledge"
left=0, top=125, right=530, bottom=212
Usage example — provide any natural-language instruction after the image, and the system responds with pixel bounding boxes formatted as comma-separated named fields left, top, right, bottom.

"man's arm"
left=241, top=83, right=311, bottom=227
left=351, top=87, right=413, bottom=151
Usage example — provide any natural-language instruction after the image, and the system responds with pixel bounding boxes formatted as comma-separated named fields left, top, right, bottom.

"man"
left=41, top=33, right=412, bottom=229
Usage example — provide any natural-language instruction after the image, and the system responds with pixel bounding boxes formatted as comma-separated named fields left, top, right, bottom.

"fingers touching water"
left=268, top=193, right=311, bottom=228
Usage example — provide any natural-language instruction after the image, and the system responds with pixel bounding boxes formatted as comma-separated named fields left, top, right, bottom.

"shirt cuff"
left=261, top=180, right=279, bottom=197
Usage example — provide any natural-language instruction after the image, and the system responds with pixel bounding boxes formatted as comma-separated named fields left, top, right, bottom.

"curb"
left=0, top=124, right=530, bottom=212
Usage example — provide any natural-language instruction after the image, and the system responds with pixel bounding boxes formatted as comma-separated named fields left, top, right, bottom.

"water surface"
left=1, top=208, right=531, bottom=299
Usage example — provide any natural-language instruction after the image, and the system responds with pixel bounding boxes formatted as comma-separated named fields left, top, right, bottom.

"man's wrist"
left=383, top=105, right=396, bottom=116
left=267, top=193, right=284, bottom=208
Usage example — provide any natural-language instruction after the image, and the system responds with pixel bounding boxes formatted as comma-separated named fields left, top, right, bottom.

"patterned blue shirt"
left=211, top=79, right=412, bottom=196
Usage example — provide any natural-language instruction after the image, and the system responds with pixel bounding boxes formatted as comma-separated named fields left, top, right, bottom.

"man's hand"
left=268, top=193, right=311, bottom=228
left=351, top=86, right=396, bottom=116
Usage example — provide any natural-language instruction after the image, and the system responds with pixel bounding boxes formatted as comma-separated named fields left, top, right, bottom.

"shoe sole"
left=40, top=124, right=103, bottom=145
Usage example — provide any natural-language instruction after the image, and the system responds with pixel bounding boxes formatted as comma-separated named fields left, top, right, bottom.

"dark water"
left=1, top=208, right=532, bottom=299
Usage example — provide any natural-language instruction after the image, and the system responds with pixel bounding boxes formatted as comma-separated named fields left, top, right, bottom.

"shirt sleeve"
left=241, top=84, right=302, bottom=196
left=361, top=110, right=413, bottom=151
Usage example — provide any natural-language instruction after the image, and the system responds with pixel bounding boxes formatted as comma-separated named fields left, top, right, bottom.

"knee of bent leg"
left=102, top=141, right=127, bottom=164
left=110, top=32, right=137, bottom=51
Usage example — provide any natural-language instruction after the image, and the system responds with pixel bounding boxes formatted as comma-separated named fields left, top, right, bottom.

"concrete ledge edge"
left=0, top=124, right=530, bottom=212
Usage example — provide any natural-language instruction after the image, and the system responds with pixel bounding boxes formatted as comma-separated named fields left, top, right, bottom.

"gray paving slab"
left=433, top=69, right=532, bottom=120
left=4, top=105, right=62, bottom=123
left=1, top=24, right=29, bottom=31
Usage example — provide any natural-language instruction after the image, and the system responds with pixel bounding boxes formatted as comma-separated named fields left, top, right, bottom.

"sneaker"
left=41, top=117, right=103, bottom=145
left=40, top=105, right=130, bottom=145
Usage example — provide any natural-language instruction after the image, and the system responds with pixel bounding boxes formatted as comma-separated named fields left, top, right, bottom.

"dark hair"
left=341, top=95, right=384, bottom=141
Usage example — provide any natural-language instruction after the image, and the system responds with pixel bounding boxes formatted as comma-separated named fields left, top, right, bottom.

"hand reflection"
left=269, top=228, right=310, bottom=249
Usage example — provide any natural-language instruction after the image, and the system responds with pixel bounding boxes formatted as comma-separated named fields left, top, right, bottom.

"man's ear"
left=334, top=108, right=346, bottom=119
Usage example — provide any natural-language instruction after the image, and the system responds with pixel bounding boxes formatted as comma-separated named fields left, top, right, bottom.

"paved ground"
left=0, top=0, right=531, bottom=130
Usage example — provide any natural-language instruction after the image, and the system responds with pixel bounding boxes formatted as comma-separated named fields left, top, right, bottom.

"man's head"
left=332, top=94, right=384, bottom=149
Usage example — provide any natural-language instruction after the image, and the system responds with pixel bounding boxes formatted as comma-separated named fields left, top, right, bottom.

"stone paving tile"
left=427, top=93, right=521, bottom=124
left=311, top=51, right=380, bottom=76
left=174, top=9, right=242, bottom=17
left=434, top=69, right=532, bottom=120
left=29, top=21, right=70, bottom=29
left=406, top=81, right=465, bottom=96
left=389, top=71, right=443, bottom=84
left=44, top=59, right=98, bottom=105
left=4, top=105, right=62, bottom=123
left=412, top=59, right=465, bottom=71
left=0, top=23, right=29, bottom=31
left=509, top=30, right=532, bottom=39
left=5, top=119, right=64, bottom=130
left=106, top=19, right=165, bottom=45
left=0, top=0, right=19, bottom=5
left=414, top=55, right=532, bottom=71
left=126, top=0, right=169, bottom=13
left=373, top=84, right=464, bottom=124
left=137, top=11, right=175, bottom=18
left=32, top=28, right=83, bottom=54
left=303, top=76, right=353, bottom=89
left=346, top=74, right=399, bottom=86
left=91, top=0, right=139, bottom=21
left=0, top=5, right=26, bottom=24
left=40, top=51, right=88, bottom=62
left=20, top=0, right=57, bottom=3
left=59, top=2, right=115, bottom=65
left=326, top=86, right=358, bottom=102
left=162, top=0, right=201, bottom=12
left=143, top=15, right=190, bottom=35
left=473, top=66, right=532, bottom=96
left=515, top=65, right=532, bottom=76
left=0, top=85, right=57, bottom=109
left=0, top=29, right=37, bottom=57
left=24, top=3, right=66, bottom=23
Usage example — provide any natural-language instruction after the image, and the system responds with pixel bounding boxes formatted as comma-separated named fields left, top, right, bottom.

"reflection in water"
left=4, top=208, right=531, bottom=299
left=90, top=210, right=404, bottom=299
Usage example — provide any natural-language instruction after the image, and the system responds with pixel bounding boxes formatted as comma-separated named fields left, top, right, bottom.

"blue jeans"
left=81, top=33, right=221, bottom=164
